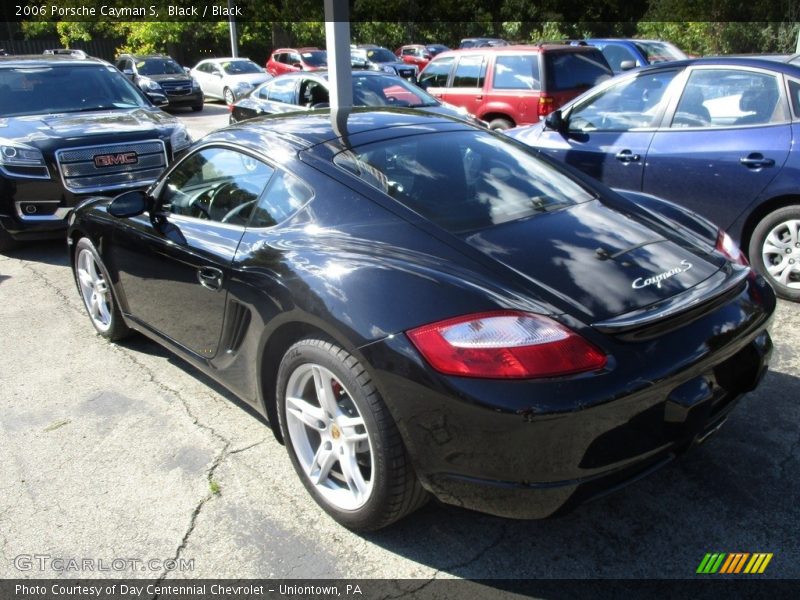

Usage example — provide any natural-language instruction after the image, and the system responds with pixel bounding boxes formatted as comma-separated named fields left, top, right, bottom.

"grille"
left=160, top=80, right=193, bottom=96
left=56, top=140, right=167, bottom=194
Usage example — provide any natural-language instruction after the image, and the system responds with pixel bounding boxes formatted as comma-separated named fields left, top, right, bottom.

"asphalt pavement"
left=0, top=103, right=798, bottom=583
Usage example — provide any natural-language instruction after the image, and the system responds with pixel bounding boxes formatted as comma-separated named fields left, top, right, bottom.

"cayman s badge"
left=93, top=152, right=138, bottom=168
left=632, top=260, right=693, bottom=289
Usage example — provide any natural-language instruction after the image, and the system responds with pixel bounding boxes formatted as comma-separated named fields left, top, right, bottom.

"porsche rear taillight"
left=716, top=230, right=749, bottom=266
left=407, top=311, right=607, bottom=379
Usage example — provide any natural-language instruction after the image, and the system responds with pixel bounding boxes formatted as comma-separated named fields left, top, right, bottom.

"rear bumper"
left=361, top=274, right=775, bottom=519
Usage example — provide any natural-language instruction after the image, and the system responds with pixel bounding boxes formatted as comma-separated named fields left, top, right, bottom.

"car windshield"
left=351, top=74, right=440, bottom=107
left=365, top=48, right=397, bottom=63
left=137, top=58, right=184, bottom=75
left=335, top=130, right=594, bottom=234
left=634, top=41, right=687, bottom=63
left=0, top=64, right=149, bottom=117
left=222, top=60, right=262, bottom=75
left=301, top=51, right=327, bottom=67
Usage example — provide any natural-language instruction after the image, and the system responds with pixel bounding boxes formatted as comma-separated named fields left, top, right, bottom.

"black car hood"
left=0, top=108, right=177, bottom=145
left=461, top=199, right=727, bottom=322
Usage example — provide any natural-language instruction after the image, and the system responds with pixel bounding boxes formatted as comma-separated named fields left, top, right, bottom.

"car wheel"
left=488, top=117, right=514, bottom=131
left=277, top=338, right=428, bottom=531
left=223, top=87, right=235, bottom=105
left=191, top=104, right=203, bottom=112
left=749, top=206, right=800, bottom=301
left=73, top=237, right=130, bottom=340
left=0, top=224, right=19, bottom=253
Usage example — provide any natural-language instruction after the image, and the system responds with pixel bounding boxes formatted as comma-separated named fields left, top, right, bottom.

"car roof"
left=631, top=55, right=800, bottom=76
left=434, top=44, right=601, bottom=58
left=210, top=107, right=470, bottom=153
left=0, top=54, right=106, bottom=67
left=120, top=53, right=174, bottom=60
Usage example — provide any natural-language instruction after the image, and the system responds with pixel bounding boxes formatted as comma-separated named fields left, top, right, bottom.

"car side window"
left=787, top=79, right=800, bottom=118
left=419, top=57, right=454, bottom=88
left=267, top=77, right=297, bottom=104
left=492, top=54, right=540, bottom=90
left=600, top=44, right=639, bottom=73
left=160, top=147, right=274, bottom=226
left=568, top=69, right=679, bottom=132
left=452, top=55, right=486, bottom=88
left=249, top=170, right=312, bottom=228
left=671, top=68, right=787, bottom=128
left=255, top=84, right=270, bottom=100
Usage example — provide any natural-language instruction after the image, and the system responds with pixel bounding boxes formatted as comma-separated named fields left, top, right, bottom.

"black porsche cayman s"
left=68, top=108, right=775, bottom=531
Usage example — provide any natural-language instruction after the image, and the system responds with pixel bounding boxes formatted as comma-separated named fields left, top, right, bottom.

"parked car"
left=266, top=47, right=328, bottom=76
left=571, top=38, right=688, bottom=74
left=508, top=57, right=800, bottom=300
left=190, top=57, right=271, bottom=105
left=459, top=38, right=508, bottom=49
left=229, top=70, right=475, bottom=124
left=418, top=44, right=613, bottom=130
left=350, top=46, right=417, bottom=82
left=116, top=53, right=204, bottom=111
left=68, top=107, right=774, bottom=530
left=0, top=54, right=191, bottom=252
left=395, top=44, right=449, bottom=69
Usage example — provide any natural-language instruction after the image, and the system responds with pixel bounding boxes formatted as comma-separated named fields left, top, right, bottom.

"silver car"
left=190, top=57, right=272, bottom=105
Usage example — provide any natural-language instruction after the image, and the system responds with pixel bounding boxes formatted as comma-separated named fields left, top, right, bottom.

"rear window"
left=544, top=50, right=613, bottom=92
left=334, top=130, right=594, bottom=234
left=634, top=41, right=686, bottom=63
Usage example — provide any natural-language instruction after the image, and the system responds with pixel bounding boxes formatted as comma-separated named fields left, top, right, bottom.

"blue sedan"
left=508, top=57, right=800, bottom=300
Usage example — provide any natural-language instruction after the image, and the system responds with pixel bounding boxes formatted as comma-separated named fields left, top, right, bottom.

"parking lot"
left=1, top=103, right=799, bottom=583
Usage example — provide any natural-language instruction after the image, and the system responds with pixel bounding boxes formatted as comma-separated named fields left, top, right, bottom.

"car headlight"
left=170, top=126, right=192, bottom=153
left=381, top=65, right=395, bottom=74
left=140, top=78, right=162, bottom=92
left=0, top=144, right=45, bottom=166
left=191, top=78, right=201, bottom=90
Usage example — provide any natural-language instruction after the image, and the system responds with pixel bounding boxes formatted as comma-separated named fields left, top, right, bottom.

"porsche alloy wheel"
left=277, top=338, right=428, bottom=531
left=74, top=237, right=130, bottom=340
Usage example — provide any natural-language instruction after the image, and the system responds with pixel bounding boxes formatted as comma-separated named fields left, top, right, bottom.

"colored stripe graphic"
left=744, top=553, right=774, bottom=574
left=699, top=553, right=774, bottom=574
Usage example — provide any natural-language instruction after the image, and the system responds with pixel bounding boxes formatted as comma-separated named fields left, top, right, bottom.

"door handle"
left=615, top=149, right=641, bottom=163
left=197, top=267, right=223, bottom=291
left=739, top=154, right=775, bottom=169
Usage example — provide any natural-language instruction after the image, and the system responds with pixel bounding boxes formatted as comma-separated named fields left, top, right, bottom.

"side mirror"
left=544, top=109, right=566, bottom=132
left=620, top=60, right=636, bottom=71
left=108, top=190, right=149, bottom=218
left=183, top=66, right=190, bottom=74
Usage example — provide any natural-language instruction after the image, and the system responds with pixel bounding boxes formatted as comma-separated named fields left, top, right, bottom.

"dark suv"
left=0, top=55, right=191, bottom=251
left=116, top=53, right=203, bottom=111
left=419, top=44, right=612, bottom=130
left=350, top=46, right=418, bottom=82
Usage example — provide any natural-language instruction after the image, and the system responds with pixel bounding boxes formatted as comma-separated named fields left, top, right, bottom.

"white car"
left=190, top=57, right=272, bottom=105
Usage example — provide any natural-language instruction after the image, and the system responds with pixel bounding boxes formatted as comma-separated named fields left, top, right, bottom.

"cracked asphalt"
left=0, top=106, right=798, bottom=583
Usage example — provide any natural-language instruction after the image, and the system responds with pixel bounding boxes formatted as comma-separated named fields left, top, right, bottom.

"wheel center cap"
left=330, top=424, right=341, bottom=440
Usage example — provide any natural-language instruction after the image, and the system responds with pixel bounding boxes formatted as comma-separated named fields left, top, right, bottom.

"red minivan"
left=418, top=45, right=613, bottom=130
